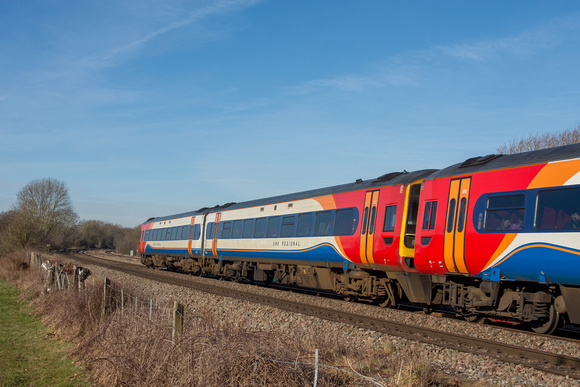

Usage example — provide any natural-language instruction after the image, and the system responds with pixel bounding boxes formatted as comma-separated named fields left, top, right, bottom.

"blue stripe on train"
left=144, top=246, right=199, bottom=256
left=145, top=243, right=351, bottom=265
left=214, top=243, right=349, bottom=264
left=484, top=243, right=580, bottom=286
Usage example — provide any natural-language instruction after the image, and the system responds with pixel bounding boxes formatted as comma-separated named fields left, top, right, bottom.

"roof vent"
left=374, top=171, right=407, bottom=182
left=459, top=154, right=501, bottom=168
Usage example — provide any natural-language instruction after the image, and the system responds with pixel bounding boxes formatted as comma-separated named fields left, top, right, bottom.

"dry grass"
left=0, top=253, right=461, bottom=386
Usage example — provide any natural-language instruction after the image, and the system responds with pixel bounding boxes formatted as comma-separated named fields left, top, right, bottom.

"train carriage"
left=415, top=144, right=580, bottom=333
left=139, top=169, right=435, bottom=304
left=139, top=143, right=580, bottom=334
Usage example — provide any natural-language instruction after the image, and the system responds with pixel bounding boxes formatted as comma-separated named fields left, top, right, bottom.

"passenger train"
left=139, top=143, right=580, bottom=334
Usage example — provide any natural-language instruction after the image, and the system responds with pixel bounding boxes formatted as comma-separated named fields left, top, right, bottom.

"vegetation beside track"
left=0, top=251, right=469, bottom=386
left=0, top=279, right=88, bottom=386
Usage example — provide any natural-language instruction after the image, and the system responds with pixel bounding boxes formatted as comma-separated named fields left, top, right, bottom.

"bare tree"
left=79, top=220, right=115, bottom=249
left=10, top=178, right=78, bottom=250
left=497, top=125, right=580, bottom=155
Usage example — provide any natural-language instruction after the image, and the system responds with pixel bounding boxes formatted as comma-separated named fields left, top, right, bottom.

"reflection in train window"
left=267, top=217, right=280, bottom=238
left=242, top=219, right=254, bottom=238
left=314, top=211, right=332, bottom=236
left=281, top=216, right=296, bottom=237
left=254, top=218, right=267, bottom=238
left=297, top=213, right=313, bottom=237
left=221, top=222, right=232, bottom=239
left=232, top=220, right=243, bottom=238
left=536, top=188, right=580, bottom=231
left=333, top=208, right=355, bottom=236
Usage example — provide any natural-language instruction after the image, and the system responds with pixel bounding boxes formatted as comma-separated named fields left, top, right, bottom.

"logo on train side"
left=273, top=240, right=301, bottom=247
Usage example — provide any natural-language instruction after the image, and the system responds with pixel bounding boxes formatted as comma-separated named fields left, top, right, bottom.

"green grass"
left=0, top=280, right=88, bottom=386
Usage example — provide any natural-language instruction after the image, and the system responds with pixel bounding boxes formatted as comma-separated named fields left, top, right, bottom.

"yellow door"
left=443, top=178, right=471, bottom=274
left=360, top=190, right=380, bottom=266
left=187, top=216, right=196, bottom=257
left=211, top=213, right=221, bottom=257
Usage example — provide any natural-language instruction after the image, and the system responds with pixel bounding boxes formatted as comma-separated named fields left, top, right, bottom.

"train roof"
left=143, top=168, right=437, bottom=224
left=428, top=143, right=580, bottom=180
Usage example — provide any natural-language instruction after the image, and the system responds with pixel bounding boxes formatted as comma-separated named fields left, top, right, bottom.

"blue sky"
left=1, top=0, right=580, bottom=227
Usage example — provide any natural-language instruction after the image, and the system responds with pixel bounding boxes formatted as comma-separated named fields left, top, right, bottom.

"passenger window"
left=297, top=213, right=313, bottom=237
left=267, top=217, right=280, bottom=237
left=206, top=223, right=214, bottom=239
left=194, top=224, right=201, bottom=240
left=221, top=222, right=232, bottom=239
left=333, top=208, right=355, bottom=236
left=314, top=211, right=332, bottom=236
left=254, top=218, right=267, bottom=238
left=536, top=187, right=580, bottom=231
left=383, top=205, right=397, bottom=232
left=242, top=219, right=254, bottom=238
left=232, top=220, right=243, bottom=238
left=171, top=227, right=178, bottom=240
left=281, top=216, right=295, bottom=237
left=484, top=194, right=525, bottom=232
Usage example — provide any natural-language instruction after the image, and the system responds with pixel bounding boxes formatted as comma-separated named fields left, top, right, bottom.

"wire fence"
left=28, top=252, right=385, bottom=387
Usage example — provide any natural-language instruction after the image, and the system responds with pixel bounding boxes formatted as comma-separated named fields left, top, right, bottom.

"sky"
left=1, top=0, right=580, bottom=227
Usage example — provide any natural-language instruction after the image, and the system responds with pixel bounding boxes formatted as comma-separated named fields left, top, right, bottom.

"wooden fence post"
left=102, top=278, right=112, bottom=317
left=313, top=348, right=319, bottom=387
left=45, top=263, right=55, bottom=293
left=173, top=301, right=184, bottom=343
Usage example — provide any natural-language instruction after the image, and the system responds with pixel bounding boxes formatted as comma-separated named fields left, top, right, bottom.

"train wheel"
left=530, top=304, right=561, bottom=335
left=461, top=313, right=481, bottom=322
left=378, top=297, right=392, bottom=308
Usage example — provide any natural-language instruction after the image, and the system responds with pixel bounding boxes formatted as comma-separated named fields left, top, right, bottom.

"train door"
left=360, top=190, right=380, bottom=266
left=187, top=216, right=196, bottom=257
left=211, top=213, right=222, bottom=257
left=443, top=177, right=472, bottom=274
left=399, top=183, right=422, bottom=267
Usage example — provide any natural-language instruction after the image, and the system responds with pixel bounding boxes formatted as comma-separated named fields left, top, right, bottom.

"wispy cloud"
left=438, top=14, right=580, bottom=61
left=288, top=14, right=580, bottom=95
left=89, top=0, right=261, bottom=66
left=286, top=60, right=422, bottom=95
left=287, top=75, right=380, bottom=95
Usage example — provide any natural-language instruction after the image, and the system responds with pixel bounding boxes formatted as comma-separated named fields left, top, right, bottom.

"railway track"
left=68, top=251, right=580, bottom=380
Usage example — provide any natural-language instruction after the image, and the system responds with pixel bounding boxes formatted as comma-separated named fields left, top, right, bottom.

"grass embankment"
left=0, top=280, right=88, bottom=386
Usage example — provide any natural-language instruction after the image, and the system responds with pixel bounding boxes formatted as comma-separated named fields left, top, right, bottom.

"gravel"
left=68, top=254, right=580, bottom=386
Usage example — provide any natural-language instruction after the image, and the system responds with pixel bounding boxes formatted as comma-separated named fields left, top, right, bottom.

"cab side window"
left=383, top=205, right=397, bottom=232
